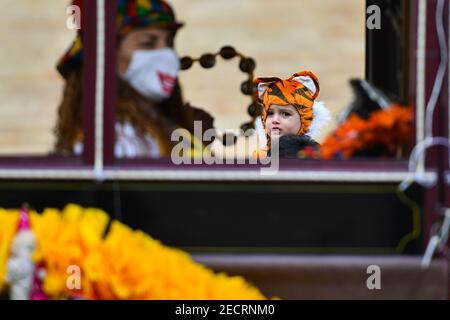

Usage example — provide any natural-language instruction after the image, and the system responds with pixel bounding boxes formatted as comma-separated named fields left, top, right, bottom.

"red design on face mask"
left=157, top=71, right=176, bottom=94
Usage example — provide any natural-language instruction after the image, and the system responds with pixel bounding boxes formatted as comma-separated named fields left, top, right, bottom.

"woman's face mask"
left=123, top=48, right=180, bottom=102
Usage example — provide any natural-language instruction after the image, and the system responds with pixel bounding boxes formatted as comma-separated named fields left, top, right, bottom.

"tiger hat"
left=254, top=70, right=330, bottom=140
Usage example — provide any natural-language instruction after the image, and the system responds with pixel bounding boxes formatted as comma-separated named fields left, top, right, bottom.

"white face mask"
left=124, top=48, right=180, bottom=102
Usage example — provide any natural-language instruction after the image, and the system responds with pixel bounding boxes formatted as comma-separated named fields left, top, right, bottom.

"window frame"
left=0, top=0, right=443, bottom=189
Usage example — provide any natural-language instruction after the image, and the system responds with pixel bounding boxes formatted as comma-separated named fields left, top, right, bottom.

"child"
left=254, top=70, right=330, bottom=159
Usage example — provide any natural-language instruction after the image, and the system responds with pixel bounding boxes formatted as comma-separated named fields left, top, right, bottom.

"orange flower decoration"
left=320, top=105, right=413, bottom=159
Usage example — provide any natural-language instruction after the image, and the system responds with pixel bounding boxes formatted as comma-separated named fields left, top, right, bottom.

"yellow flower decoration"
left=0, top=209, right=20, bottom=291
left=30, top=204, right=109, bottom=298
left=19, top=204, right=266, bottom=300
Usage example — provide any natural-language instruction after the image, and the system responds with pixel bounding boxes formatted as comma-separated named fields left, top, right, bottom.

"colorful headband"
left=57, top=0, right=183, bottom=78
left=254, top=70, right=322, bottom=136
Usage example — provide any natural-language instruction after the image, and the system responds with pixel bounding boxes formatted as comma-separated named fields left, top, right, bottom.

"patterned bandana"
left=254, top=70, right=320, bottom=136
left=57, top=0, right=183, bottom=78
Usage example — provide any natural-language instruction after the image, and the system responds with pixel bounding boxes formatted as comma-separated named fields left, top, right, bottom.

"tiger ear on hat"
left=290, top=71, right=320, bottom=100
left=253, top=77, right=281, bottom=102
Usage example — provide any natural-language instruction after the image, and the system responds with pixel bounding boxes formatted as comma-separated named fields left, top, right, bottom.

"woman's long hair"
left=53, top=69, right=195, bottom=155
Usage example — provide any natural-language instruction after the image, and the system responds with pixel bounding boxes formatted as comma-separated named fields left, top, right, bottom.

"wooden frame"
left=0, top=1, right=446, bottom=246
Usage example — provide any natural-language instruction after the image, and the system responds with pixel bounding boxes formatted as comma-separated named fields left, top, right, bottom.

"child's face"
left=265, top=104, right=301, bottom=137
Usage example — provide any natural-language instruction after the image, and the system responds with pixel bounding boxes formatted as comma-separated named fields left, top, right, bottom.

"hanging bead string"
left=180, top=46, right=262, bottom=145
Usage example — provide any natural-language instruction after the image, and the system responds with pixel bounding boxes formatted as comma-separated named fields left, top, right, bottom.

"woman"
left=54, top=0, right=214, bottom=158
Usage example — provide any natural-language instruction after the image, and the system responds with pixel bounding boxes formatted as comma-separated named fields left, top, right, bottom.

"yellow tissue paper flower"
left=3, top=203, right=266, bottom=300
left=0, top=209, right=20, bottom=291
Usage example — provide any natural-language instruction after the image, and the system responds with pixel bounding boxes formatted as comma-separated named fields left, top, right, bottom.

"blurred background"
left=0, top=0, right=74, bottom=155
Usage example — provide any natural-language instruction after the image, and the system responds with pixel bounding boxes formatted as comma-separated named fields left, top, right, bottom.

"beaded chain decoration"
left=180, top=46, right=262, bottom=145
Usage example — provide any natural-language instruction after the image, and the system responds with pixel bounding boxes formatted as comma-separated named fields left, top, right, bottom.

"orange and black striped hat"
left=254, top=70, right=320, bottom=136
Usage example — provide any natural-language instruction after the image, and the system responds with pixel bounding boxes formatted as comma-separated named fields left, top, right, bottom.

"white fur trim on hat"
left=292, top=75, right=317, bottom=96
left=256, top=81, right=274, bottom=100
left=306, top=101, right=331, bottom=140
left=254, top=116, right=267, bottom=146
